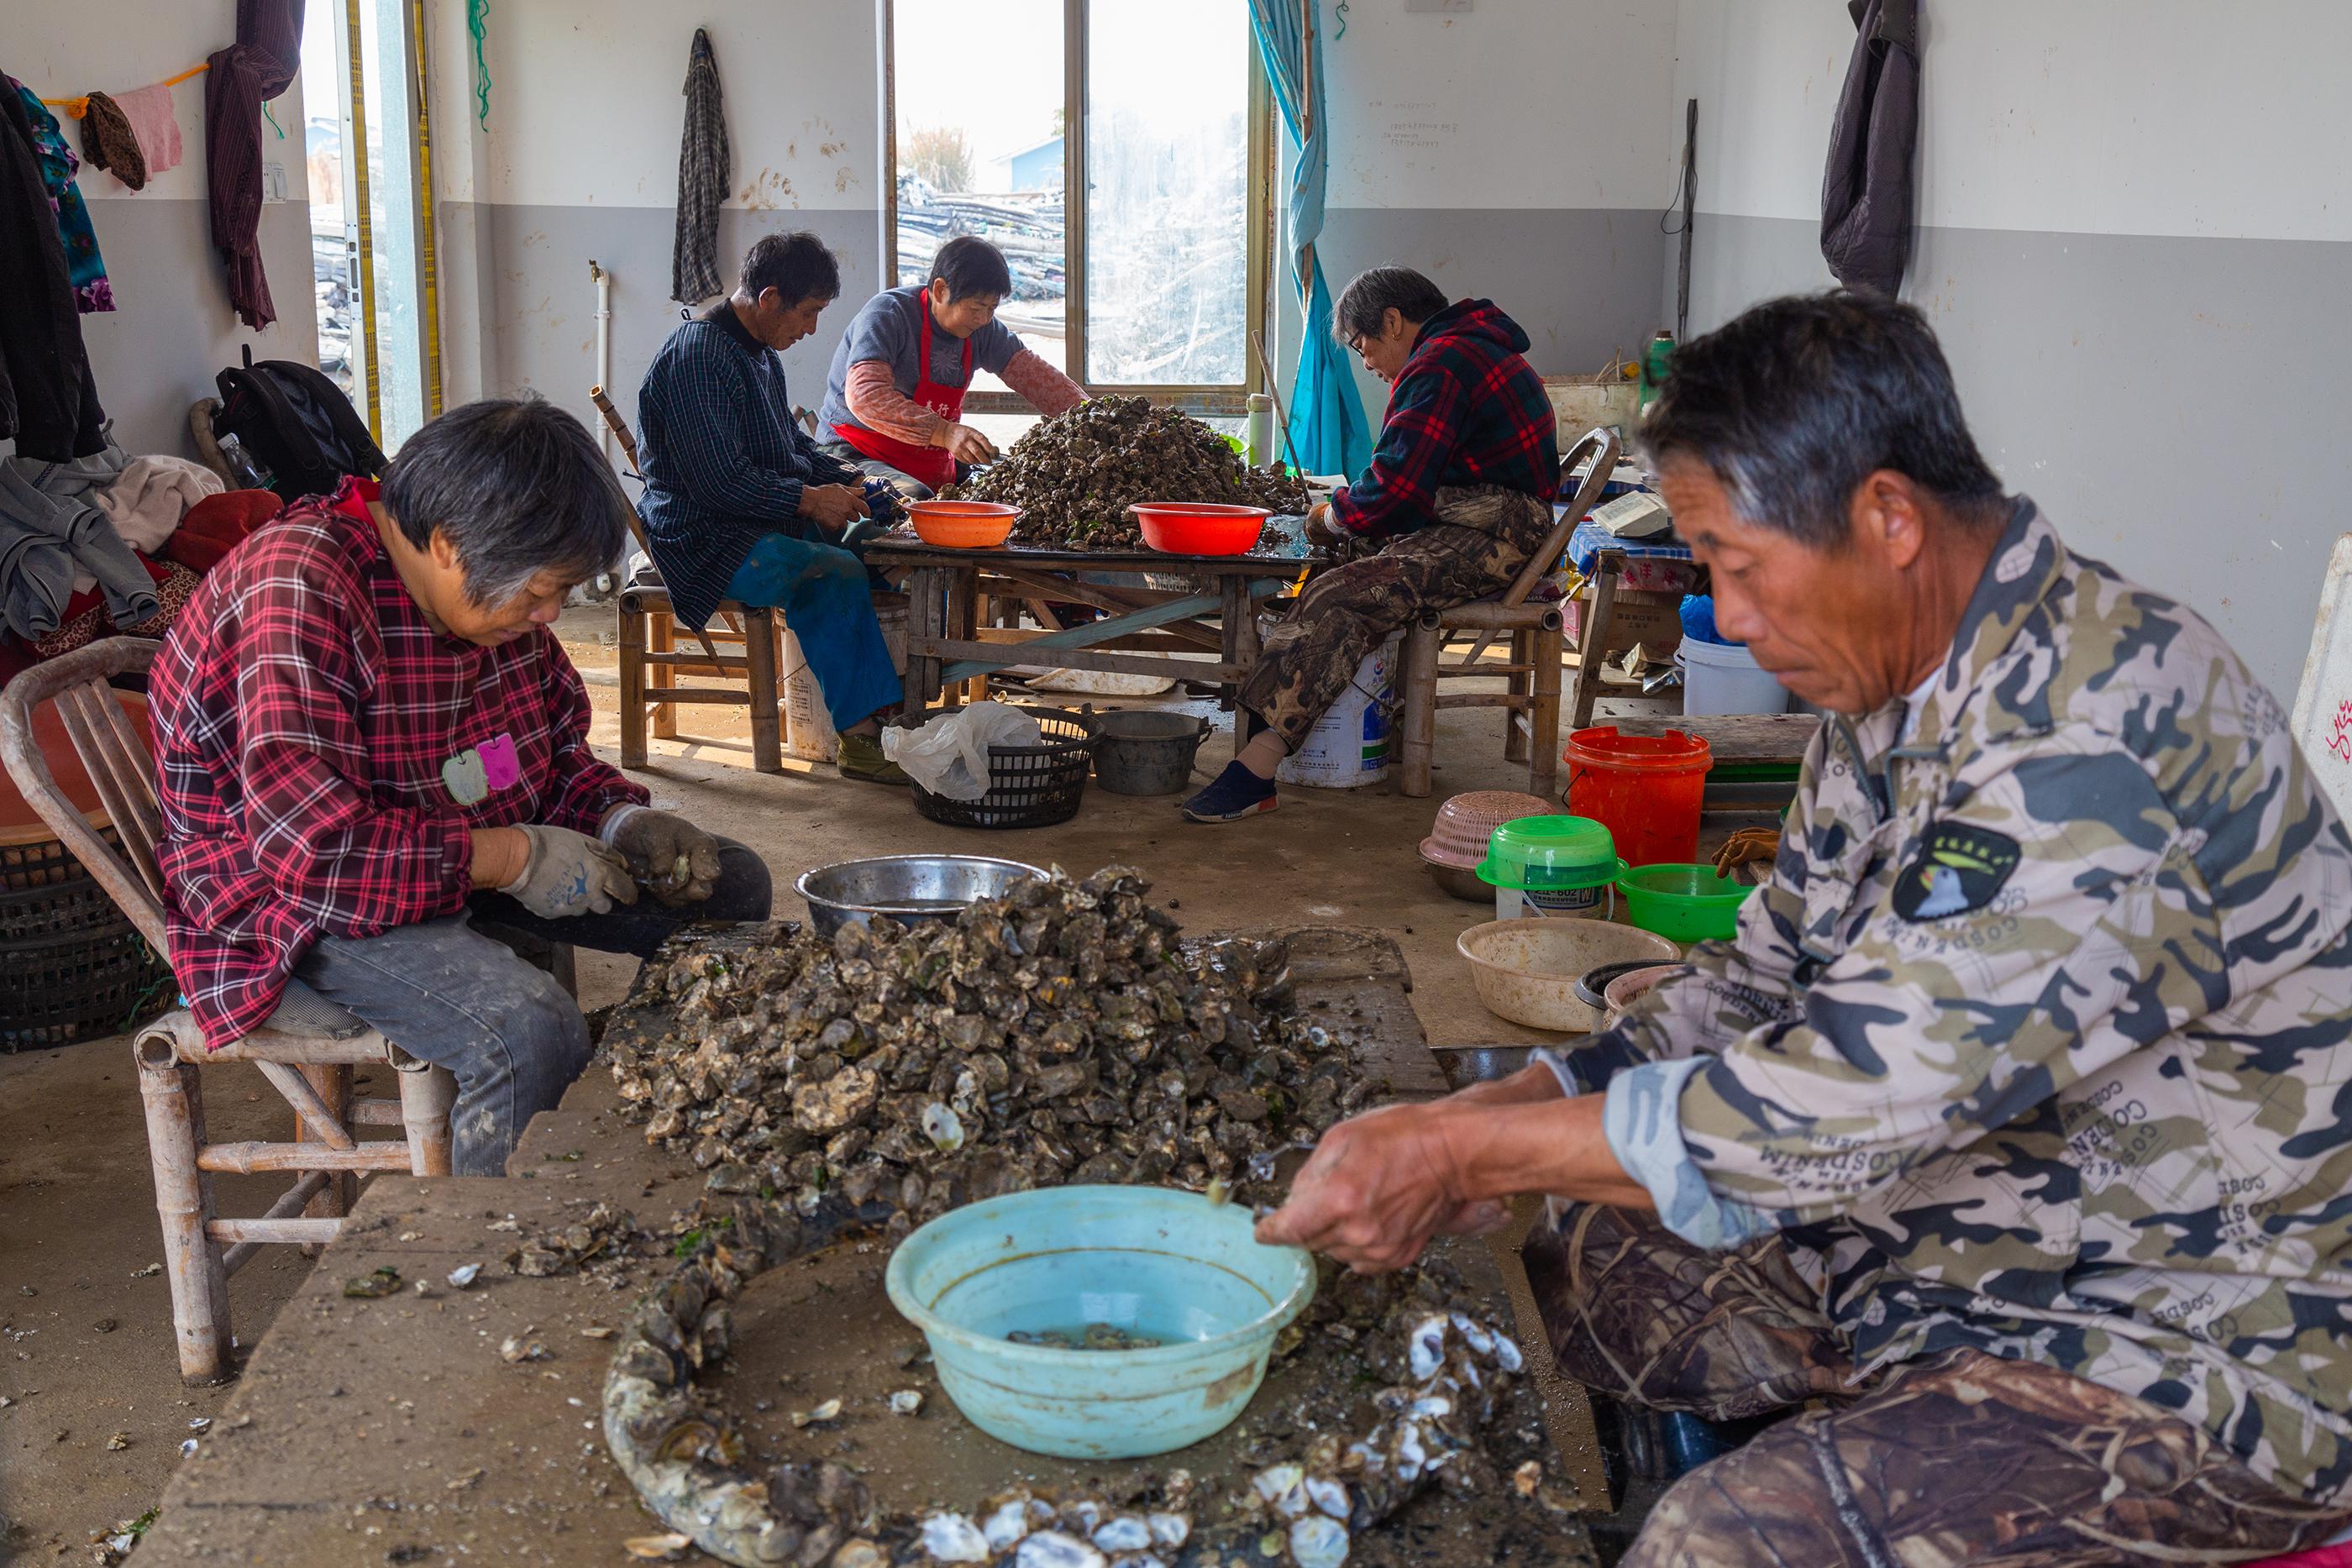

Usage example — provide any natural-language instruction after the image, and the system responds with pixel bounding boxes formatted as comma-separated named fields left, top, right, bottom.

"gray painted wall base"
left=41, top=199, right=315, bottom=459
left=1671, top=212, right=2352, bottom=700
left=459, top=204, right=880, bottom=438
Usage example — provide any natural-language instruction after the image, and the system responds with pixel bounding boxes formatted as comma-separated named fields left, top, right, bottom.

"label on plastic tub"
left=1494, top=885, right=1614, bottom=920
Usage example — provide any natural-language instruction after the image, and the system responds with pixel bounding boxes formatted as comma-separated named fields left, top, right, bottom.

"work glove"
left=500, top=825, right=639, bottom=918
left=1305, top=501, right=1349, bottom=548
left=601, top=805, right=722, bottom=906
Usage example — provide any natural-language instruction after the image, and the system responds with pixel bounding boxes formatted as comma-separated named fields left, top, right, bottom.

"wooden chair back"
left=1450, top=427, right=1621, bottom=666
left=0, top=637, right=171, bottom=952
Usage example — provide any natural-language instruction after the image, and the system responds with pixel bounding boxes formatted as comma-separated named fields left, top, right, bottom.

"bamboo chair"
left=1398, top=427, right=1621, bottom=798
left=0, top=638, right=458, bottom=1384
left=590, top=385, right=789, bottom=774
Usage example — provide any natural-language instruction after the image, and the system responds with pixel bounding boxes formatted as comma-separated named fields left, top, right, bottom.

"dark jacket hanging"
left=206, top=0, right=306, bottom=331
left=672, top=28, right=728, bottom=305
left=0, top=71, right=106, bottom=461
left=1820, top=0, right=1919, bottom=296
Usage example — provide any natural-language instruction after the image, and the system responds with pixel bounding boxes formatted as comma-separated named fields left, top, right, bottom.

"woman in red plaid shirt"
left=150, top=399, right=772, bottom=1174
left=1184, top=266, right=1561, bottom=823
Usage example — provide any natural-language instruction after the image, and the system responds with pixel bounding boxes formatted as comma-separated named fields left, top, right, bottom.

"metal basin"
left=794, top=854, right=1048, bottom=938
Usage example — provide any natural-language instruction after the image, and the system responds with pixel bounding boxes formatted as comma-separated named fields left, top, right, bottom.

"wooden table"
left=129, top=924, right=1596, bottom=1567
left=866, top=534, right=1331, bottom=732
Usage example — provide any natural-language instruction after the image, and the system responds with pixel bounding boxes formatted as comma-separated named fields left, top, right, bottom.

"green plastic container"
left=1616, top=862, right=1757, bottom=943
left=1477, top=815, right=1626, bottom=920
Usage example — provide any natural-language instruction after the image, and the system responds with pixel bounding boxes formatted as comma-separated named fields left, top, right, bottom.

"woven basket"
left=0, top=830, right=174, bottom=1050
left=911, top=706, right=1098, bottom=830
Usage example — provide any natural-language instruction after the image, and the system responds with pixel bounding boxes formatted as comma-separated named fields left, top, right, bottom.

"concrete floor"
left=0, top=611, right=1626, bottom=1560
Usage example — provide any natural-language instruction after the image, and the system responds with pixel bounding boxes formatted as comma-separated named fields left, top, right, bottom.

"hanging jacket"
left=1821, top=0, right=1919, bottom=296
left=0, top=71, right=106, bottom=460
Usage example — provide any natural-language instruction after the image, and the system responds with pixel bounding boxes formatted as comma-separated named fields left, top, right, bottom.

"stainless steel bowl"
left=795, top=854, right=1049, bottom=938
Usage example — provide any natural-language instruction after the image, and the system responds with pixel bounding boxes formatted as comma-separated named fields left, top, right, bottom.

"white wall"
left=6, top=5, right=318, bottom=458
left=1667, top=0, right=2352, bottom=700
left=426, top=0, right=885, bottom=425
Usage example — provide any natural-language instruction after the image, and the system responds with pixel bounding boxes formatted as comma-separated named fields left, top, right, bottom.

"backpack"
left=212, top=347, right=388, bottom=501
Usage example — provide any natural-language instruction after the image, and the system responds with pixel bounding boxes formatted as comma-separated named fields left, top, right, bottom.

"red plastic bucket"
left=1562, top=726, right=1712, bottom=868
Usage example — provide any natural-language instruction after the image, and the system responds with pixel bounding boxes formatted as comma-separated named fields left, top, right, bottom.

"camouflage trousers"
left=1238, top=485, right=1552, bottom=751
left=1525, top=1204, right=2352, bottom=1567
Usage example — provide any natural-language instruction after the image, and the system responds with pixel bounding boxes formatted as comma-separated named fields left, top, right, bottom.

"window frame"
left=882, top=0, right=1273, bottom=419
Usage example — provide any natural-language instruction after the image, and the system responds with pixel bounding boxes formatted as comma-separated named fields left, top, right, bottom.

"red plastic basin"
left=907, top=501, right=1020, bottom=548
left=1129, top=502, right=1270, bottom=556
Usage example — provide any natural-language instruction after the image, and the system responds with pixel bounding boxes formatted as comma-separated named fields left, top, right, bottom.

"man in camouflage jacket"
left=1261, top=293, right=2352, bottom=1565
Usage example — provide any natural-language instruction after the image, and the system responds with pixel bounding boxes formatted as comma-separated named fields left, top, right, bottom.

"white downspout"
left=589, top=259, right=613, bottom=462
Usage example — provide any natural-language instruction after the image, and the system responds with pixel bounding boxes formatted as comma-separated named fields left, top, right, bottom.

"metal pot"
left=794, top=854, right=1049, bottom=938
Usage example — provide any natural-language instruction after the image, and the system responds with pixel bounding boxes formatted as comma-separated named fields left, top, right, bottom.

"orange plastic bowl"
left=1129, top=502, right=1271, bottom=556
left=907, top=501, right=1020, bottom=548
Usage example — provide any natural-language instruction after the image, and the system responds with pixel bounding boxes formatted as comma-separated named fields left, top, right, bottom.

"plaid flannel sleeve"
left=1331, top=364, right=1467, bottom=541
left=538, top=642, right=649, bottom=833
left=234, top=564, right=475, bottom=938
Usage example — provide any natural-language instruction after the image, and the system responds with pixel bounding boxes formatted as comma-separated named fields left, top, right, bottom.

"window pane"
left=360, top=0, right=427, bottom=448
left=892, top=0, right=1067, bottom=392
left=1084, top=0, right=1248, bottom=386
left=298, top=6, right=363, bottom=407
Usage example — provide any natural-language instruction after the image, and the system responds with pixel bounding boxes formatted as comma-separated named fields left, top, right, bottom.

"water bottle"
left=1245, top=394, right=1274, bottom=468
left=218, top=433, right=276, bottom=492
left=1638, top=331, right=1676, bottom=412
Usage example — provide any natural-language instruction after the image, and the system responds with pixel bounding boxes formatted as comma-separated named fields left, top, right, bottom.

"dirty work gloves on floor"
left=501, top=825, right=639, bottom=917
left=600, top=805, right=722, bottom=905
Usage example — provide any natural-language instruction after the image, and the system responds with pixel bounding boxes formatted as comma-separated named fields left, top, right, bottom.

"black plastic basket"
left=0, top=827, right=176, bottom=1049
left=911, top=706, right=1098, bottom=830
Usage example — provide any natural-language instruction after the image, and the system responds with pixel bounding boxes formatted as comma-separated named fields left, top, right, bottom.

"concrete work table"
left=132, top=926, right=1598, bottom=1566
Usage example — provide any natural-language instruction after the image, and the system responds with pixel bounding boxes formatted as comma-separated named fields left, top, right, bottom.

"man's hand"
left=500, top=826, right=638, bottom=919
left=797, top=483, right=871, bottom=533
left=601, top=806, right=722, bottom=906
left=942, top=423, right=997, bottom=465
left=1305, top=500, right=1348, bottom=548
left=1253, top=1102, right=1506, bottom=1273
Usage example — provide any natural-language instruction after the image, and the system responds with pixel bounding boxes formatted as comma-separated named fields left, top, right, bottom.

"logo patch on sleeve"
left=1893, top=821, right=2021, bottom=921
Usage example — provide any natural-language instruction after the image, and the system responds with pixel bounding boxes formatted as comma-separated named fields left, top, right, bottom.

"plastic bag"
left=1679, top=594, right=1741, bottom=647
left=882, top=702, right=1042, bottom=800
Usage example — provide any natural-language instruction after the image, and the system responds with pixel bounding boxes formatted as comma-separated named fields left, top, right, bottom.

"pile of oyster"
left=605, top=868, right=1375, bottom=1230
left=942, top=397, right=1309, bottom=548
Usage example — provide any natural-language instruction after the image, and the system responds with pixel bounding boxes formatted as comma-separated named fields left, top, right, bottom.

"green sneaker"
left=837, top=732, right=911, bottom=785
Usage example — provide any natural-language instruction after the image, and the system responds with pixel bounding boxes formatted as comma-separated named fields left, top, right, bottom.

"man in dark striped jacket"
left=635, top=233, right=908, bottom=784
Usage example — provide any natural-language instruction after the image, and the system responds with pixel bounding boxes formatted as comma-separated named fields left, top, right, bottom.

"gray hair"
left=1333, top=266, right=1449, bottom=343
left=379, top=396, right=633, bottom=603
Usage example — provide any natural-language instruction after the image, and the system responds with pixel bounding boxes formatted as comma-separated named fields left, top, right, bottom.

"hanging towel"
left=78, top=92, right=148, bottom=191
left=671, top=28, right=727, bottom=305
left=8, top=78, right=113, bottom=312
left=0, top=438, right=160, bottom=638
left=114, top=83, right=182, bottom=177
left=206, top=0, right=305, bottom=330
left=95, top=455, right=223, bottom=553
left=0, top=67, right=108, bottom=460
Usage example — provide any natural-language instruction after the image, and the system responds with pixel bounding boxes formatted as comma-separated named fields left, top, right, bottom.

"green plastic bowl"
left=1616, top=863, right=1757, bottom=943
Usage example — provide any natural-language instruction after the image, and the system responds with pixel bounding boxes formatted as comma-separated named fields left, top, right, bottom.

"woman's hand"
left=1304, top=500, right=1347, bottom=548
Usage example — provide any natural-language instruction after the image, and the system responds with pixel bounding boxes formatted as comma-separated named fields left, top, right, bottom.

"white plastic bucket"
left=783, top=600, right=911, bottom=763
left=1275, top=633, right=1399, bottom=789
left=1677, top=637, right=1791, bottom=716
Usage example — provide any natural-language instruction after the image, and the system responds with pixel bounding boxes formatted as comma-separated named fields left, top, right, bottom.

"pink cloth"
left=113, top=83, right=181, bottom=177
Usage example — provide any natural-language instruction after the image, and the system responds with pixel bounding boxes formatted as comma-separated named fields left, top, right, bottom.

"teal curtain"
left=1248, top=1, right=1371, bottom=478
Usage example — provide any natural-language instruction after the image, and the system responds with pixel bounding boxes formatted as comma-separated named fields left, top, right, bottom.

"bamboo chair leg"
left=618, top=601, right=648, bottom=769
left=1530, top=621, right=1564, bottom=798
left=1399, top=617, right=1441, bottom=799
left=136, top=1039, right=230, bottom=1382
left=649, top=613, right=680, bottom=740
left=743, top=606, right=784, bottom=774
left=1504, top=628, right=1533, bottom=764
left=397, top=1063, right=458, bottom=1177
left=296, top=1064, right=354, bottom=1243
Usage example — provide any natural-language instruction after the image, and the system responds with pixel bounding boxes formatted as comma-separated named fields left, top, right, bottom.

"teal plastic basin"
left=884, top=1185, right=1315, bottom=1459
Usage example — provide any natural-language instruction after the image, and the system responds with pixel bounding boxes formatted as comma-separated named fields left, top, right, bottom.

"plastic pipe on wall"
left=589, top=259, right=612, bottom=462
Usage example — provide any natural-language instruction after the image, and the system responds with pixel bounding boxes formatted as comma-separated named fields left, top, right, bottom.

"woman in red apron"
left=818, top=237, right=1085, bottom=497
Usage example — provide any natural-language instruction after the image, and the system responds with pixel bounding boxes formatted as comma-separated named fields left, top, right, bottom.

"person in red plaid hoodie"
left=150, top=398, right=771, bottom=1174
left=1185, top=267, right=1560, bottom=822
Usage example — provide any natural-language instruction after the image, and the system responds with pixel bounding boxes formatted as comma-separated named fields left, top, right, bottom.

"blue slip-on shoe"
left=1179, top=761, right=1279, bottom=823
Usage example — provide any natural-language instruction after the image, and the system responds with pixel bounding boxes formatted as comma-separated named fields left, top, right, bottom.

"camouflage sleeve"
left=1615, top=742, right=2208, bottom=1239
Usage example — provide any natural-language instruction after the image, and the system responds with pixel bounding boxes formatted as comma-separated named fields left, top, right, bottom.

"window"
left=885, top=0, right=1269, bottom=422
left=300, top=0, right=442, bottom=449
